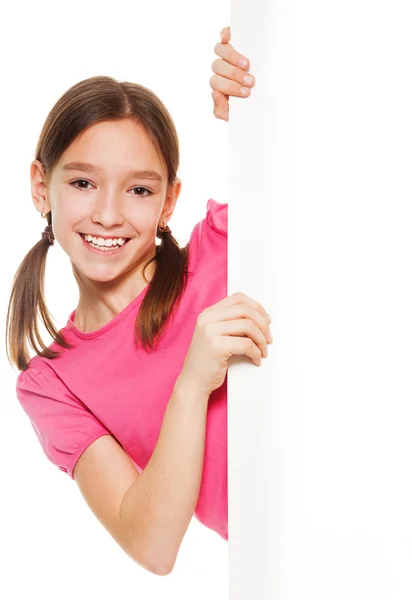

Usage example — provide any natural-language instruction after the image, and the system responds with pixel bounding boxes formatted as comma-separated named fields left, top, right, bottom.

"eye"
left=70, top=179, right=93, bottom=190
left=69, top=180, right=153, bottom=197
left=130, top=186, right=153, bottom=197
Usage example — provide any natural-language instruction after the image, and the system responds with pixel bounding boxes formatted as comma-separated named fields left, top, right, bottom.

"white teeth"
left=83, top=234, right=127, bottom=247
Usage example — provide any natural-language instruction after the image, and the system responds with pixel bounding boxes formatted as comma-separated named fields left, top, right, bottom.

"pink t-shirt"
left=16, top=199, right=228, bottom=541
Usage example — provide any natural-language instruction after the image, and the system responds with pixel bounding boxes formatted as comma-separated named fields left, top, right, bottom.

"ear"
left=161, top=178, right=182, bottom=223
left=30, top=160, right=51, bottom=215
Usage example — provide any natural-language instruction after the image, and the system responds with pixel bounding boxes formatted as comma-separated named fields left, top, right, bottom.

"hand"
left=210, top=26, right=255, bottom=122
left=179, top=292, right=272, bottom=398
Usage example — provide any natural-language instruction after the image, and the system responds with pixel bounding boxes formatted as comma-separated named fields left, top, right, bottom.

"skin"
left=30, top=25, right=254, bottom=332
left=210, top=26, right=255, bottom=121
left=31, top=118, right=181, bottom=332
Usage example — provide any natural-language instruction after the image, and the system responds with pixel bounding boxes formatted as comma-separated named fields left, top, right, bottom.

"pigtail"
left=5, top=216, right=74, bottom=371
left=135, top=225, right=189, bottom=352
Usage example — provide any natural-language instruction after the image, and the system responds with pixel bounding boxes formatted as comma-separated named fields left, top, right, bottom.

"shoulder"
left=187, top=199, right=227, bottom=275
left=205, top=199, right=228, bottom=237
left=16, top=357, right=59, bottom=393
left=16, top=361, right=48, bottom=394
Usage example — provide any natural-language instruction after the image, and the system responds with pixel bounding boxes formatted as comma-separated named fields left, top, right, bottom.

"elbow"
left=140, top=557, right=175, bottom=577
left=129, top=551, right=173, bottom=576
left=130, top=540, right=176, bottom=576
left=153, top=561, right=175, bottom=577
left=119, top=501, right=176, bottom=575
left=149, top=552, right=177, bottom=576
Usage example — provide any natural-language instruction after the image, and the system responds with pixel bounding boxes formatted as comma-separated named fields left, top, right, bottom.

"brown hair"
left=5, top=76, right=189, bottom=372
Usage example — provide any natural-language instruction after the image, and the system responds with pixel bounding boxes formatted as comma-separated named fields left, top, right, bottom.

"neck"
left=72, top=258, right=157, bottom=333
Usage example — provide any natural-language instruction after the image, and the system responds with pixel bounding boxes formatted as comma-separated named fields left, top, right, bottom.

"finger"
left=211, top=57, right=255, bottom=89
left=210, top=73, right=251, bottom=99
left=206, top=292, right=272, bottom=343
left=214, top=40, right=250, bottom=71
left=212, top=90, right=229, bottom=122
left=213, top=303, right=272, bottom=345
left=220, top=26, right=231, bottom=43
left=231, top=292, right=271, bottom=328
left=215, top=319, right=268, bottom=361
left=226, top=336, right=263, bottom=366
left=209, top=292, right=270, bottom=327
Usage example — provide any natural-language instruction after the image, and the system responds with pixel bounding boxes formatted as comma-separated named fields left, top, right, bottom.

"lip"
left=80, top=233, right=131, bottom=241
left=79, top=232, right=131, bottom=256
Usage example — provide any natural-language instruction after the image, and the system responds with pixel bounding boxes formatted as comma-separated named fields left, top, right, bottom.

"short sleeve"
left=206, top=199, right=228, bottom=237
left=16, top=366, right=111, bottom=479
left=187, top=199, right=228, bottom=275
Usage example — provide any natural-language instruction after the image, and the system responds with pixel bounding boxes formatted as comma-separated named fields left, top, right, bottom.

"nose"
left=90, top=190, right=125, bottom=229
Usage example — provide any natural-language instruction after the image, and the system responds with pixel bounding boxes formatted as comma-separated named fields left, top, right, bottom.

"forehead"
left=58, top=118, right=165, bottom=175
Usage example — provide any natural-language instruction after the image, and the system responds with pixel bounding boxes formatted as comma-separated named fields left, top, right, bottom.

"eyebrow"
left=62, top=161, right=163, bottom=181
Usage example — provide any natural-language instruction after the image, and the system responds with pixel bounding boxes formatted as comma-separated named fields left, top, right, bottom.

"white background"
left=229, top=0, right=412, bottom=597
left=0, top=1, right=229, bottom=598
left=3, top=0, right=412, bottom=598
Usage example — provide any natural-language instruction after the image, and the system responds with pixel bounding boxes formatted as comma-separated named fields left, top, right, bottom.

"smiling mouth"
left=78, top=232, right=132, bottom=249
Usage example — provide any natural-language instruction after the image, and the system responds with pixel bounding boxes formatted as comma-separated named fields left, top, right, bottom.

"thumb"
left=212, top=90, right=229, bottom=112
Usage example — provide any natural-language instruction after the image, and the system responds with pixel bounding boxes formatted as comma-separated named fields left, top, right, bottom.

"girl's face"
left=31, top=118, right=181, bottom=284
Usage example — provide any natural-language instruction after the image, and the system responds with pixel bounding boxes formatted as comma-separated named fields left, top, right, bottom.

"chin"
left=69, top=255, right=130, bottom=284
left=79, top=266, right=128, bottom=284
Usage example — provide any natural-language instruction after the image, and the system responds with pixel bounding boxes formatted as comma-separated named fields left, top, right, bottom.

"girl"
left=5, top=27, right=271, bottom=576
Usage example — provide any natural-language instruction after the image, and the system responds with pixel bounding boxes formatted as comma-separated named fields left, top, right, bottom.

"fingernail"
left=240, top=86, right=250, bottom=95
left=266, top=312, right=272, bottom=323
left=243, top=75, right=254, bottom=86
left=236, top=58, right=248, bottom=69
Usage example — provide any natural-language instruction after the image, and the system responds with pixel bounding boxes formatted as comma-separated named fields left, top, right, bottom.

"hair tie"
left=157, top=224, right=172, bottom=238
left=41, top=224, right=55, bottom=245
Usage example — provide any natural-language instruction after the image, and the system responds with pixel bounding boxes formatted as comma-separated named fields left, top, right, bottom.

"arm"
left=119, top=375, right=209, bottom=574
left=74, top=374, right=209, bottom=576
left=120, top=379, right=209, bottom=574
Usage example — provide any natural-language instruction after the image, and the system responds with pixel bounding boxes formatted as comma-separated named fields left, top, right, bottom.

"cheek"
left=52, top=198, right=85, bottom=226
left=130, top=211, right=159, bottom=235
left=50, top=209, right=82, bottom=245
